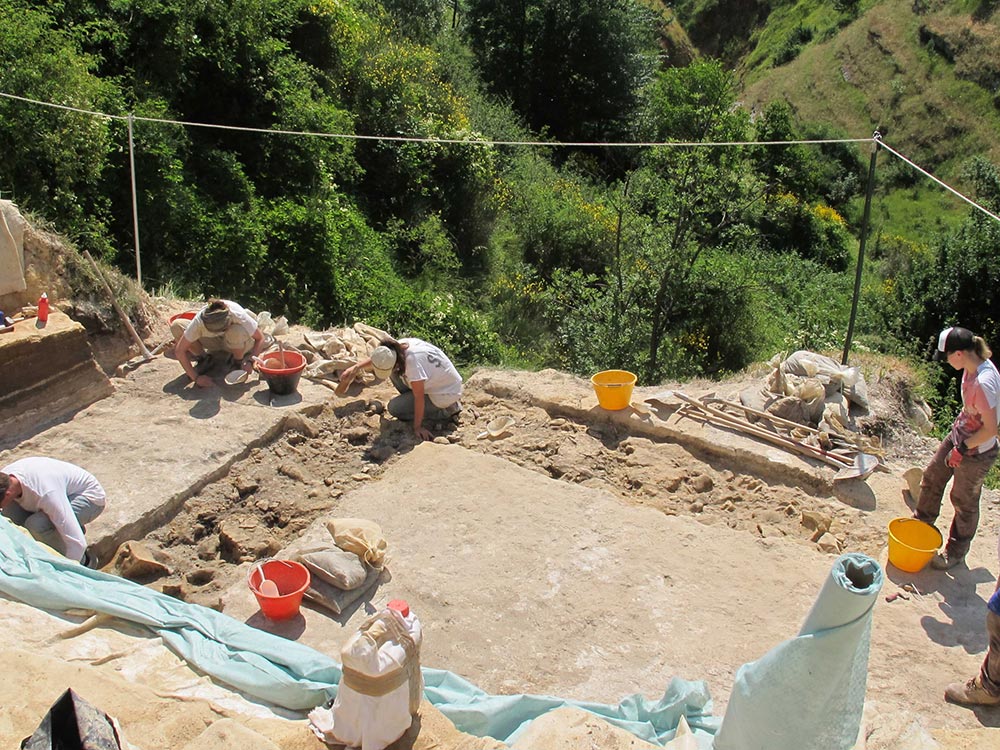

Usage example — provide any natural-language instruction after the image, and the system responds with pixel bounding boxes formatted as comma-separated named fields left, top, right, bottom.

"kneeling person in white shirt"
left=1, top=456, right=106, bottom=566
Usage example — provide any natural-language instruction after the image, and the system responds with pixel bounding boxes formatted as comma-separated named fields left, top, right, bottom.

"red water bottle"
left=38, top=292, right=49, bottom=324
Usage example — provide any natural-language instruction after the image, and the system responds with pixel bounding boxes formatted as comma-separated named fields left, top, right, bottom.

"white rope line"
left=878, top=139, right=1000, bottom=226
left=3, top=90, right=997, bottom=226
left=0, top=90, right=868, bottom=148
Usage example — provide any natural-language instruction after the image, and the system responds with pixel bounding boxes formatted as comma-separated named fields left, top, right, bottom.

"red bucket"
left=248, top=559, right=311, bottom=620
left=258, top=350, right=306, bottom=396
left=169, top=310, right=197, bottom=325
left=168, top=310, right=198, bottom=340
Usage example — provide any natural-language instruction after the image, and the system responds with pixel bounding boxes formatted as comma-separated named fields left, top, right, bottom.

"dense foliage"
left=1, top=0, right=997, bottom=386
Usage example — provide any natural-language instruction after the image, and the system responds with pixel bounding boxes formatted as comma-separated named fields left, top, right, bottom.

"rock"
left=689, top=473, right=714, bottom=493
left=196, top=537, right=219, bottom=561
left=284, top=413, right=320, bottom=438
left=160, top=582, right=187, bottom=600
left=218, top=516, right=279, bottom=562
left=277, top=462, right=309, bottom=483
left=816, top=532, right=842, bottom=553
left=757, top=524, right=785, bottom=538
left=801, top=509, right=832, bottom=534
left=114, top=540, right=171, bottom=580
left=235, top=477, right=260, bottom=497
left=186, top=567, right=216, bottom=585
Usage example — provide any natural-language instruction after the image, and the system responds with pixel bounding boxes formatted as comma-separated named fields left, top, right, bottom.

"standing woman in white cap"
left=339, top=337, right=462, bottom=441
left=914, top=326, right=1000, bottom=570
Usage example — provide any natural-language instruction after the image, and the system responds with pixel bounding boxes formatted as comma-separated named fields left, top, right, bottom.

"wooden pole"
left=83, top=249, right=152, bottom=359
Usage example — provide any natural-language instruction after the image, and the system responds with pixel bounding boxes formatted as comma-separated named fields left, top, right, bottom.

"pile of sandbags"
left=743, top=350, right=870, bottom=430
left=294, top=517, right=388, bottom=616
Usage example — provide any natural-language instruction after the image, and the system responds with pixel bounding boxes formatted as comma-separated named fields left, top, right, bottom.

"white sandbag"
left=255, top=311, right=274, bottom=334
left=309, top=604, right=422, bottom=750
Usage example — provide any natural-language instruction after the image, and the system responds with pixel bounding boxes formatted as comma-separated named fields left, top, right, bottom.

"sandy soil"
left=4, top=296, right=1000, bottom=749
left=94, top=342, right=1000, bottom=748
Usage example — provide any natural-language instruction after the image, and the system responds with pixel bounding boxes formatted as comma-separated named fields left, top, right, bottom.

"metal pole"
left=842, top=132, right=881, bottom=365
left=127, top=113, right=142, bottom=287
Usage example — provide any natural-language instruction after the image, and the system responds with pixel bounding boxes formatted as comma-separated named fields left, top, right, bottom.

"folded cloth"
left=303, top=564, right=381, bottom=616
left=298, top=547, right=368, bottom=591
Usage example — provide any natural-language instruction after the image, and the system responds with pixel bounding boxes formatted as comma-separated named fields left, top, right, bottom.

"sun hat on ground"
left=934, top=326, right=974, bottom=360
left=370, top=345, right=397, bottom=379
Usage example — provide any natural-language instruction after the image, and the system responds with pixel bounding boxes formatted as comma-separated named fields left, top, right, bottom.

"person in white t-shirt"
left=0, top=456, right=106, bottom=566
left=339, top=337, right=462, bottom=441
left=914, top=326, right=1000, bottom=570
left=173, top=298, right=266, bottom=388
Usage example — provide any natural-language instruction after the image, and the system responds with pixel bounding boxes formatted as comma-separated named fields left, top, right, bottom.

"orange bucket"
left=258, top=350, right=306, bottom=396
left=887, top=517, right=942, bottom=573
left=248, top=559, right=311, bottom=620
left=591, top=370, right=637, bottom=410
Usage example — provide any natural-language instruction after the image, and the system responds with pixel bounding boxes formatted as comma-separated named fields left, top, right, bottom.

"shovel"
left=663, top=391, right=880, bottom=480
left=833, top=451, right=880, bottom=482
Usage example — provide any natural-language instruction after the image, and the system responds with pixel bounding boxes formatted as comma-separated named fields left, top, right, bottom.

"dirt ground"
left=5, top=291, right=1000, bottom=749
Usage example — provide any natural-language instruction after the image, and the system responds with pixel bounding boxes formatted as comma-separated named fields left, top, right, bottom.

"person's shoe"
left=945, top=677, right=1000, bottom=706
left=931, top=551, right=965, bottom=570
left=80, top=549, right=99, bottom=569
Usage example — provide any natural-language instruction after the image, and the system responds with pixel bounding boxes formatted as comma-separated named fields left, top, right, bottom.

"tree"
left=632, top=60, right=762, bottom=378
left=0, top=0, right=121, bottom=254
left=464, top=0, right=657, bottom=143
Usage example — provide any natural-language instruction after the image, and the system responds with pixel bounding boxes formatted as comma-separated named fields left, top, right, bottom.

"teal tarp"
left=714, top=553, right=883, bottom=750
left=0, top=518, right=717, bottom=747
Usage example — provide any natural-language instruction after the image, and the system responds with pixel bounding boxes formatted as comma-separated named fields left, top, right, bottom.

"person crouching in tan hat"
left=173, top=299, right=266, bottom=388
left=338, top=337, right=462, bottom=441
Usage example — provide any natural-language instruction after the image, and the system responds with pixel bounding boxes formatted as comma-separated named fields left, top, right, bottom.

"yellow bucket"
left=887, top=517, right=942, bottom=573
left=591, top=370, right=637, bottom=411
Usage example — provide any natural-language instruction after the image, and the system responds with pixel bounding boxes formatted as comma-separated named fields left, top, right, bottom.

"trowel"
left=477, top=415, right=514, bottom=439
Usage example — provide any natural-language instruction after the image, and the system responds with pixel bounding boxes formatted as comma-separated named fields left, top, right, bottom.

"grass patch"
left=870, top=185, right=966, bottom=243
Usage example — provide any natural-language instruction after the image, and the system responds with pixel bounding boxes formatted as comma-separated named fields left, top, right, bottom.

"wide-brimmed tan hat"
left=370, top=346, right=396, bottom=380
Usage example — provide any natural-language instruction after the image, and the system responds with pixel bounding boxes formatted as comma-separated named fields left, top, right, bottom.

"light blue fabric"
left=713, top=553, right=883, bottom=750
left=0, top=517, right=717, bottom=746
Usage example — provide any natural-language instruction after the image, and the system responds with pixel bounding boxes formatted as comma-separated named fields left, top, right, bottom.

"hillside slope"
left=738, top=0, right=1000, bottom=177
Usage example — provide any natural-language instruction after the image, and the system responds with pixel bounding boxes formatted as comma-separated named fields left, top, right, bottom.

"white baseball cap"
left=370, top=346, right=397, bottom=379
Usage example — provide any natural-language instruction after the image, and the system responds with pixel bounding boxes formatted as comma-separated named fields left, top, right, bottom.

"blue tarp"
left=0, top=517, right=717, bottom=746
left=714, top=553, right=883, bottom=750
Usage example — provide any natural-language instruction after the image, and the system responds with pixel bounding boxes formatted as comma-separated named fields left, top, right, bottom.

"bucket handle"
left=248, top=557, right=299, bottom=588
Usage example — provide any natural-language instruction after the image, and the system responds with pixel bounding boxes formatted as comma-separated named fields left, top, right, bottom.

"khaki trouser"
left=914, top=437, right=998, bottom=559
left=172, top=318, right=254, bottom=358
